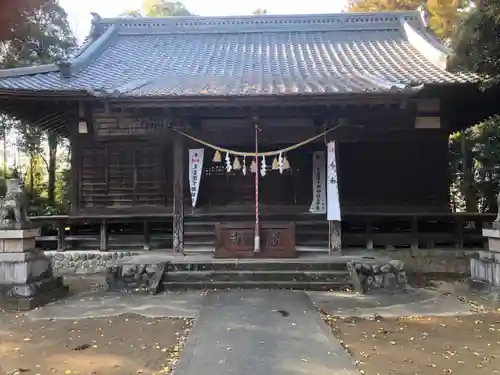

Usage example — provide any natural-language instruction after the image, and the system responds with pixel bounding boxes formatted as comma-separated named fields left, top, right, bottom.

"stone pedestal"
left=468, top=227, right=500, bottom=301
left=0, top=228, right=68, bottom=310
left=482, top=227, right=500, bottom=252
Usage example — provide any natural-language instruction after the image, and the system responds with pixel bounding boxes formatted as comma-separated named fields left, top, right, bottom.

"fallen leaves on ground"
left=322, top=312, right=500, bottom=375
left=0, top=312, right=194, bottom=375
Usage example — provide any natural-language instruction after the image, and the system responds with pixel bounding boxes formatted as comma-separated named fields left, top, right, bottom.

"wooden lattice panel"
left=80, top=148, right=107, bottom=208
left=135, top=147, right=166, bottom=205
left=107, top=148, right=134, bottom=206
left=79, top=142, right=168, bottom=209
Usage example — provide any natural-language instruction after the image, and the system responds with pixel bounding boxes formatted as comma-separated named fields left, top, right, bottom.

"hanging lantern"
left=272, top=156, right=279, bottom=170
left=250, top=159, right=257, bottom=174
left=233, top=156, right=242, bottom=170
left=242, top=157, right=247, bottom=175
left=278, top=152, right=284, bottom=174
left=283, top=154, right=291, bottom=170
left=260, top=156, right=267, bottom=177
left=225, top=152, right=232, bottom=172
left=212, top=150, right=221, bottom=163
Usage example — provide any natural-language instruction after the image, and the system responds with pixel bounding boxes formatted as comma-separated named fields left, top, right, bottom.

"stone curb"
left=45, top=251, right=141, bottom=275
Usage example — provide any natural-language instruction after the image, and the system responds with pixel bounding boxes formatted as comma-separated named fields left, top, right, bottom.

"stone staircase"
left=162, top=257, right=361, bottom=292
left=105, top=254, right=407, bottom=295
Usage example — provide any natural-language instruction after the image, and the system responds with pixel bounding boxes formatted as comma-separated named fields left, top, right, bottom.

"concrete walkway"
left=173, top=289, right=359, bottom=375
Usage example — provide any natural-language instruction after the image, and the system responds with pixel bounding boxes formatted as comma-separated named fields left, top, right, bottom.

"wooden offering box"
left=215, top=222, right=296, bottom=258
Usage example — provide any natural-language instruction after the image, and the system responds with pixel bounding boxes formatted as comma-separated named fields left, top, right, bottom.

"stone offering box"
left=0, top=228, right=68, bottom=310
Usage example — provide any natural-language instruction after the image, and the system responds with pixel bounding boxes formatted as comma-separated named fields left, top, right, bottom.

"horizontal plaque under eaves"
left=94, top=117, right=166, bottom=136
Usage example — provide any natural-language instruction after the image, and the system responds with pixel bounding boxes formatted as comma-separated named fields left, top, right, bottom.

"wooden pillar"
left=329, top=221, right=342, bottom=253
left=172, top=131, right=184, bottom=253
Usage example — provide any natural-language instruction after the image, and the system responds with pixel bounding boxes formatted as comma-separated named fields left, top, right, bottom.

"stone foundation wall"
left=376, top=249, right=476, bottom=276
left=45, top=251, right=140, bottom=275
left=470, top=251, right=500, bottom=286
left=45, top=249, right=477, bottom=277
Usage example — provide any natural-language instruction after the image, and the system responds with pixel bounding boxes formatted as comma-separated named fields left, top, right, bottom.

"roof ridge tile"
left=99, top=11, right=423, bottom=35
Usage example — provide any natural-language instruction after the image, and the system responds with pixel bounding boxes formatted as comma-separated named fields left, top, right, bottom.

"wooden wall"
left=76, top=138, right=172, bottom=212
left=338, top=135, right=450, bottom=213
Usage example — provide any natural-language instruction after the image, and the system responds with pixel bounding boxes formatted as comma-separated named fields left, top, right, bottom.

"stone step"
left=163, top=280, right=354, bottom=291
left=105, top=255, right=406, bottom=294
left=166, top=270, right=351, bottom=283
left=168, top=259, right=353, bottom=272
left=183, top=240, right=330, bottom=248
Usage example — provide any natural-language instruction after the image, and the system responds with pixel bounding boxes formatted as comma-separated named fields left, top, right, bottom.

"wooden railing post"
left=144, top=219, right=151, bottom=250
left=172, top=130, right=184, bottom=253
left=365, top=218, right=374, bottom=250
left=100, top=219, right=108, bottom=251
left=455, top=216, right=464, bottom=249
left=410, top=215, right=419, bottom=250
left=57, top=221, right=66, bottom=251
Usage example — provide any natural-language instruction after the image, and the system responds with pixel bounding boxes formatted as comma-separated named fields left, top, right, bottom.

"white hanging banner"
left=189, top=148, right=204, bottom=208
left=309, top=151, right=327, bottom=214
left=327, top=141, right=341, bottom=221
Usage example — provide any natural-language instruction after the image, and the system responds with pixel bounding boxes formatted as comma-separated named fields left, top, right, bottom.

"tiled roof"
left=0, top=12, right=480, bottom=97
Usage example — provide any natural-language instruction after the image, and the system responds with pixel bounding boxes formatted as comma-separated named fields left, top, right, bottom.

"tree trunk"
left=29, top=157, right=34, bottom=198
left=47, top=132, right=58, bottom=204
left=2, top=129, right=6, bottom=177
left=461, top=134, right=477, bottom=212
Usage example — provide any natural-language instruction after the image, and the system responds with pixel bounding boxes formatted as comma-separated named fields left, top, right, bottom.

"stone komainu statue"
left=0, top=178, right=31, bottom=229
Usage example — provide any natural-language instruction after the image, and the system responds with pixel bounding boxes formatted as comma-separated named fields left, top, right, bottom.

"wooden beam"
left=172, top=130, right=185, bottom=253
left=109, top=93, right=412, bottom=108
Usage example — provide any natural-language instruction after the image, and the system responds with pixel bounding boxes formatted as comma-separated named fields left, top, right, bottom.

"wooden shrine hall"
left=0, top=11, right=496, bottom=258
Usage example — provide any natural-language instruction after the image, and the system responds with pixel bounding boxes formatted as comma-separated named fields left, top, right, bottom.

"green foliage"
left=253, top=8, right=268, bottom=15
left=450, top=116, right=500, bottom=212
left=0, top=0, right=50, bottom=41
left=347, top=0, right=424, bottom=12
left=121, top=1, right=195, bottom=17
left=450, top=0, right=500, bottom=81
left=1, top=0, right=75, bottom=68
left=346, top=0, right=468, bottom=41
left=0, top=0, right=74, bottom=215
left=0, top=166, right=14, bottom=197
left=24, top=155, right=46, bottom=197
left=55, top=168, right=70, bottom=212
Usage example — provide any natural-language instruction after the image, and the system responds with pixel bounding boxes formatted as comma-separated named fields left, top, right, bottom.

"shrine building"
left=0, top=11, right=496, bottom=258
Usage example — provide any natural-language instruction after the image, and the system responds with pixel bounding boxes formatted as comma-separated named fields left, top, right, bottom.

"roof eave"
left=0, top=88, right=95, bottom=98
left=0, top=83, right=480, bottom=102
left=400, top=18, right=450, bottom=70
